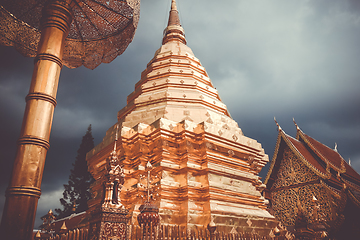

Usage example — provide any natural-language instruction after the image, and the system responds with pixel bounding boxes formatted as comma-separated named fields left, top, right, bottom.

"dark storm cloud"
left=1, top=0, right=360, bottom=227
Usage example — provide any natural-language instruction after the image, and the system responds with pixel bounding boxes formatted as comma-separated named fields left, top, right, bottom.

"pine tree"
left=55, top=125, right=95, bottom=219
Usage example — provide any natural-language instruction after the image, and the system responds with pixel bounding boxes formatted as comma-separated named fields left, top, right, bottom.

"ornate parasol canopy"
left=0, top=1, right=140, bottom=239
left=0, top=0, right=140, bottom=69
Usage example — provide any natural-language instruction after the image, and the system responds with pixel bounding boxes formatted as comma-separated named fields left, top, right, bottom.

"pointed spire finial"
left=349, top=158, right=351, bottom=166
left=274, top=117, right=282, bottom=131
left=163, top=0, right=186, bottom=45
left=168, top=0, right=180, bottom=26
left=334, top=142, right=338, bottom=152
left=171, top=0, right=178, bottom=11
left=293, top=118, right=300, bottom=131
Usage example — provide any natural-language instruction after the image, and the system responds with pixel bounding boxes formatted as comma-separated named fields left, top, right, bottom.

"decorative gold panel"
left=273, top=149, right=318, bottom=189
left=271, top=148, right=340, bottom=228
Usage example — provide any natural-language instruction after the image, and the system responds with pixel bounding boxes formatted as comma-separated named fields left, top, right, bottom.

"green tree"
left=55, top=125, right=95, bottom=218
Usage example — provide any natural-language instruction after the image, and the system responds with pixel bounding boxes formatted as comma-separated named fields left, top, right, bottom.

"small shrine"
left=88, top=125, right=129, bottom=240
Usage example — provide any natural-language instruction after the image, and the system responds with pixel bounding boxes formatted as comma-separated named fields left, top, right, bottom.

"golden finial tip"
left=274, top=117, right=281, bottom=131
left=293, top=118, right=300, bottom=130
left=171, top=0, right=178, bottom=11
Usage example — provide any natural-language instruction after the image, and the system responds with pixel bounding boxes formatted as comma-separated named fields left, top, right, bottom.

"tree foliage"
left=55, top=125, right=95, bottom=219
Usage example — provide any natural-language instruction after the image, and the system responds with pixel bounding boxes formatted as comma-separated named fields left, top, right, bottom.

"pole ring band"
left=34, top=53, right=63, bottom=68
left=18, top=135, right=50, bottom=150
left=40, top=0, right=73, bottom=33
left=25, top=92, right=57, bottom=107
left=6, top=186, right=41, bottom=198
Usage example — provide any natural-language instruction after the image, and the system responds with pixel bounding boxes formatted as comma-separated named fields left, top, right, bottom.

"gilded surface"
left=0, top=1, right=73, bottom=238
left=88, top=120, right=275, bottom=234
left=100, top=222, right=126, bottom=240
left=273, top=148, right=318, bottom=189
left=86, top=0, right=275, bottom=235
left=271, top=148, right=339, bottom=227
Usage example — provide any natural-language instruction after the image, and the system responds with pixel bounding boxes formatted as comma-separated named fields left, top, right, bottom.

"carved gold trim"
left=264, top=131, right=282, bottom=185
left=347, top=189, right=360, bottom=208
left=265, top=128, right=330, bottom=188
left=271, top=179, right=320, bottom=192
left=282, top=131, right=330, bottom=179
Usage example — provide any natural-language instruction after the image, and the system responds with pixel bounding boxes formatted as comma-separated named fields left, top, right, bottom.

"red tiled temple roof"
left=301, top=133, right=360, bottom=184
left=266, top=122, right=360, bottom=189
left=302, top=134, right=343, bottom=168
left=285, top=135, right=328, bottom=175
left=265, top=121, right=360, bottom=212
left=51, top=212, right=87, bottom=232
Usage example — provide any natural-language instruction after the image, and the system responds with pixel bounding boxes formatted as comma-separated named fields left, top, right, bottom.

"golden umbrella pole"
left=0, top=0, right=73, bottom=239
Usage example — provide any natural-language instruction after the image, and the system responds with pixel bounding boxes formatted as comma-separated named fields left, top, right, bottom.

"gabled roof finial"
left=293, top=118, right=300, bottom=131
left=274, top=117, right=282, bottom=131
left=334, top=142, right=338, bottom=152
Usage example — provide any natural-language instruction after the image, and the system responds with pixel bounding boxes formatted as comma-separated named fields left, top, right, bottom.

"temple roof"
left=297, top=131, right=360, bottom=183
left=285, top=135, right=328, bottom=176
left=49, top=212, right=87, bottom=232
left=265, top=121, right=360, bottom=193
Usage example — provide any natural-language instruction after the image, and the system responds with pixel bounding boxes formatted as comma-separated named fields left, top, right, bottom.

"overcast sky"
left=1, top=0, right=360, bottom=228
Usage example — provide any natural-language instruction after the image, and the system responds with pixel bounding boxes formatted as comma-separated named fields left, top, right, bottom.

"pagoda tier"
left=86, top=0, right=276, bottom=235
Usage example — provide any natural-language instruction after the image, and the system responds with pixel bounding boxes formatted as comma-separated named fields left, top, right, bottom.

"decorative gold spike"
left=293, top=118, right=300, bottom=130
left=61, top=221, right=67, bottom=231
left=274, top=117, right=282, bottom=131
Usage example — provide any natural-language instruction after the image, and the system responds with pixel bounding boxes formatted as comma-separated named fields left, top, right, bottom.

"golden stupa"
left=86, top=0, right=276, bottom=235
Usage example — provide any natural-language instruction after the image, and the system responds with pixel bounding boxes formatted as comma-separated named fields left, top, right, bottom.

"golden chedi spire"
left=87, top=0, right=275, bottom=235
left=116, top=0, right=234, bottom=130
left=163, top=0, right=186, bottom=45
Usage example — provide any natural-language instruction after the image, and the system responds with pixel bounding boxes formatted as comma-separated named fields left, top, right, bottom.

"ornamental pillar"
left=137, top=202, right=160, bottom=240
left=0, top=1, right=72, bottom=239
left=89, top=207, right=129, bottom=240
